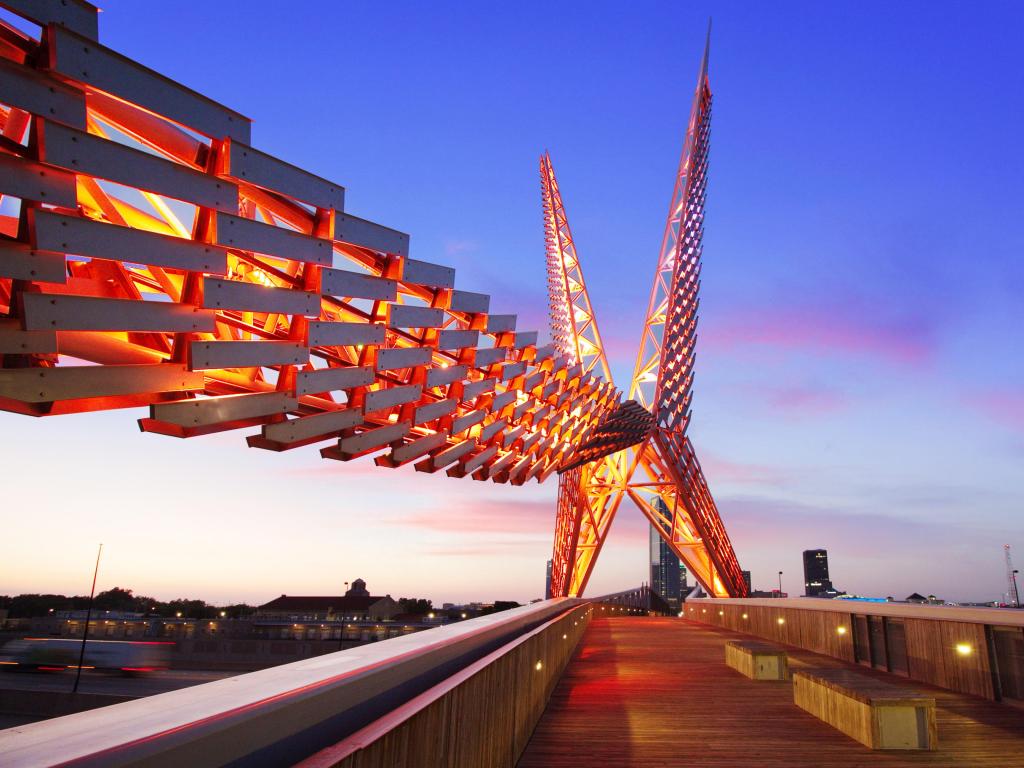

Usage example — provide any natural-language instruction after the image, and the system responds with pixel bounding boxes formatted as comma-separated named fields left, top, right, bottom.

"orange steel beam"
left=622, top=25, right=746, bottom=598
left=546, top=24, right=746, bottom=599
left=0, top=10, right=626, bottom=485
left=541, top=152, right=630, bottom=598
left=541, top=151, right=612, bottom=384
left=0, top=6, right=744, bottom=597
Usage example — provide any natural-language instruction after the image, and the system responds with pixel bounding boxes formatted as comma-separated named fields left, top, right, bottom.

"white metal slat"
left=38, top=121, right=238, bottom=212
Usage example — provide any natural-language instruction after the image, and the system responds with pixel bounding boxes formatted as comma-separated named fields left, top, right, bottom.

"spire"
left=699, top=18, right=712, bottom=91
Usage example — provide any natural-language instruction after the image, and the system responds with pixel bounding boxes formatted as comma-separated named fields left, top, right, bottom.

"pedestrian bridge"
left=3, top=598, right=1024, bottom=767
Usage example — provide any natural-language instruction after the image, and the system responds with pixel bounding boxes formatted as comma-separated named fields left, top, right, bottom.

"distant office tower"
left=651, top=525, right=681, bottom=606
left=650, top=500, right=686, bottom=608
left=545, top=560, right=553, bottom=600
left=803, top=549, right=834, bottom=597
left=742, top=570, right=752, bottom=593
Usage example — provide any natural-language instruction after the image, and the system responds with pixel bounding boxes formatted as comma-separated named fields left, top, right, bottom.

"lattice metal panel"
left=0, top=6, right=626, bottom=485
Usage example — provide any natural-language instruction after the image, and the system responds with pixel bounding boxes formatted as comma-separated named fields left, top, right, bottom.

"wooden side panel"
left=694, top=603, right=997, bottom=699
left=793, top=673, right=875, bottom=748
left=904, top=618, right=993, bottom=699
left=315, top=606, right=591, bottom=768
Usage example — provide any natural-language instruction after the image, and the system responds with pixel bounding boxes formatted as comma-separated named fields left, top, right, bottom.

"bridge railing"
left=0, top=599, right=590, bottom=768
left=298, top=601, right=592, bottom=768
left=688, top=597, right=1024, bottom=702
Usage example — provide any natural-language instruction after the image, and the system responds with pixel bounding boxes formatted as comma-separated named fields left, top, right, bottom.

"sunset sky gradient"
left=2, top=1, right=1022, bottom=605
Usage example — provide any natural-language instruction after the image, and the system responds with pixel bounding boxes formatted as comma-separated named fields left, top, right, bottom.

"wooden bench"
left=725, top=639, right=789, bottom=680
left=793, top=669, right=936, bottom=750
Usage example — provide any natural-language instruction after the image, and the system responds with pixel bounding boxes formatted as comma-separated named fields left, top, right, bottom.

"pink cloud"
left=699, top=453, right=790, bottom=487
left=395, top=498, right=555, bottom=535
left=763, top=385, right=847, bottom=415
left=600, top=330, right=643, bottom=362
left=425, top=541, right=542, bottom=556
left=962, top=390, right=1024, bottom=432
left=702, top=306, right=936, bottom=366
left=443, top=238, right=479, bottom=257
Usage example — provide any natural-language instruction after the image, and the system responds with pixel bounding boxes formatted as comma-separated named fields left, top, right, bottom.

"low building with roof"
left=256, top=579, right=401, bottom=622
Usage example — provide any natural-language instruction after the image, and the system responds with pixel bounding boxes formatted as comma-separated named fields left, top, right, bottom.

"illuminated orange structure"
left=544, top=28, right=747, bottom=599
left=0, top=5, right=743, bottom=597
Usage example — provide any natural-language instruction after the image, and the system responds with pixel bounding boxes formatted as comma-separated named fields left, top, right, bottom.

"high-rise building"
left=545, top=560, right=553, bottom=600
left=803, top=549, right=834, bottom=597
left=742, top=570, right=752, bottom=593
left=650, top=500, right=690, bottom=609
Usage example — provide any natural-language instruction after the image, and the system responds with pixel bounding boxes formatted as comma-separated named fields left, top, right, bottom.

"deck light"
left=955, top=643, right=972, bottom=656
left=718, top=610, right=724, bottom=616
left=742, top=613, right=748, bottom=620
left=777, top=617, right=785, bottom=625
left=535, top=661, right=543, bottom=671
left=837, top=626, right=847, bottom=635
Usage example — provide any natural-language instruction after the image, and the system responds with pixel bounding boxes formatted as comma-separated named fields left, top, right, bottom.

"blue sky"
left=3, top=1, right=1022, bottom=604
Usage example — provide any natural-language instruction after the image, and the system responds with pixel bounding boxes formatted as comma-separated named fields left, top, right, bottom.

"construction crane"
left=1006, top=545, right=1020, bottom=607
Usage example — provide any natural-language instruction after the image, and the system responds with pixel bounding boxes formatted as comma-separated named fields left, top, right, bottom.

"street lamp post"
left=72, top=543, right=103, bottom=695
left=778, top=571, right=783, bottom=596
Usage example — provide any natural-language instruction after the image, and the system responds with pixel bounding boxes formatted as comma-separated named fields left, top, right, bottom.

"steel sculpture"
left=543, top=27, right=747, bottom=599
left=0, top=3, right=743, bottom=597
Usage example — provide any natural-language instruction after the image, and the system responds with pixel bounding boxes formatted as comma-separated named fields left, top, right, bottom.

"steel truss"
left=544, top=28, right=747, bottom=599
left=0, top=5, right=638, bottom=485
left=0, top=5, right=744, bottom=597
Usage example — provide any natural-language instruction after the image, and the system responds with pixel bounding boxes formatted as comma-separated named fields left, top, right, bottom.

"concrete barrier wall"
left=297, top=603, right=592, bottom=768
left=0, top=689, right=132, bottom=718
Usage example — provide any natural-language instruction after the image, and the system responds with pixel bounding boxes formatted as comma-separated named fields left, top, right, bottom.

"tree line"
left=0, top=588, right=254, bottom=619
left=1, top=590, right=522, bottom=620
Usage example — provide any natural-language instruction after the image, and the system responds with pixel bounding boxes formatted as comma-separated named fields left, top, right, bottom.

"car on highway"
left=0, top=638, right=172, bottom=674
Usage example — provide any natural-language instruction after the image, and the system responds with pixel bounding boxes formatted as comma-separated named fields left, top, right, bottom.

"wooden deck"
left=518, top=617, right=1024, bottom=767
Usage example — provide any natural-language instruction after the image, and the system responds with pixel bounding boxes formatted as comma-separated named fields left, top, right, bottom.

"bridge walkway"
left=518, top=616, right=1024, bottom=767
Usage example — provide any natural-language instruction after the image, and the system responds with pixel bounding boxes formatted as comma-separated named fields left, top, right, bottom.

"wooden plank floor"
left=518, top=617, right=1024, bottom=767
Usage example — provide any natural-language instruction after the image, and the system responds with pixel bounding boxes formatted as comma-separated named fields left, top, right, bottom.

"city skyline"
left=2, top=1, right=1022, bottom=605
